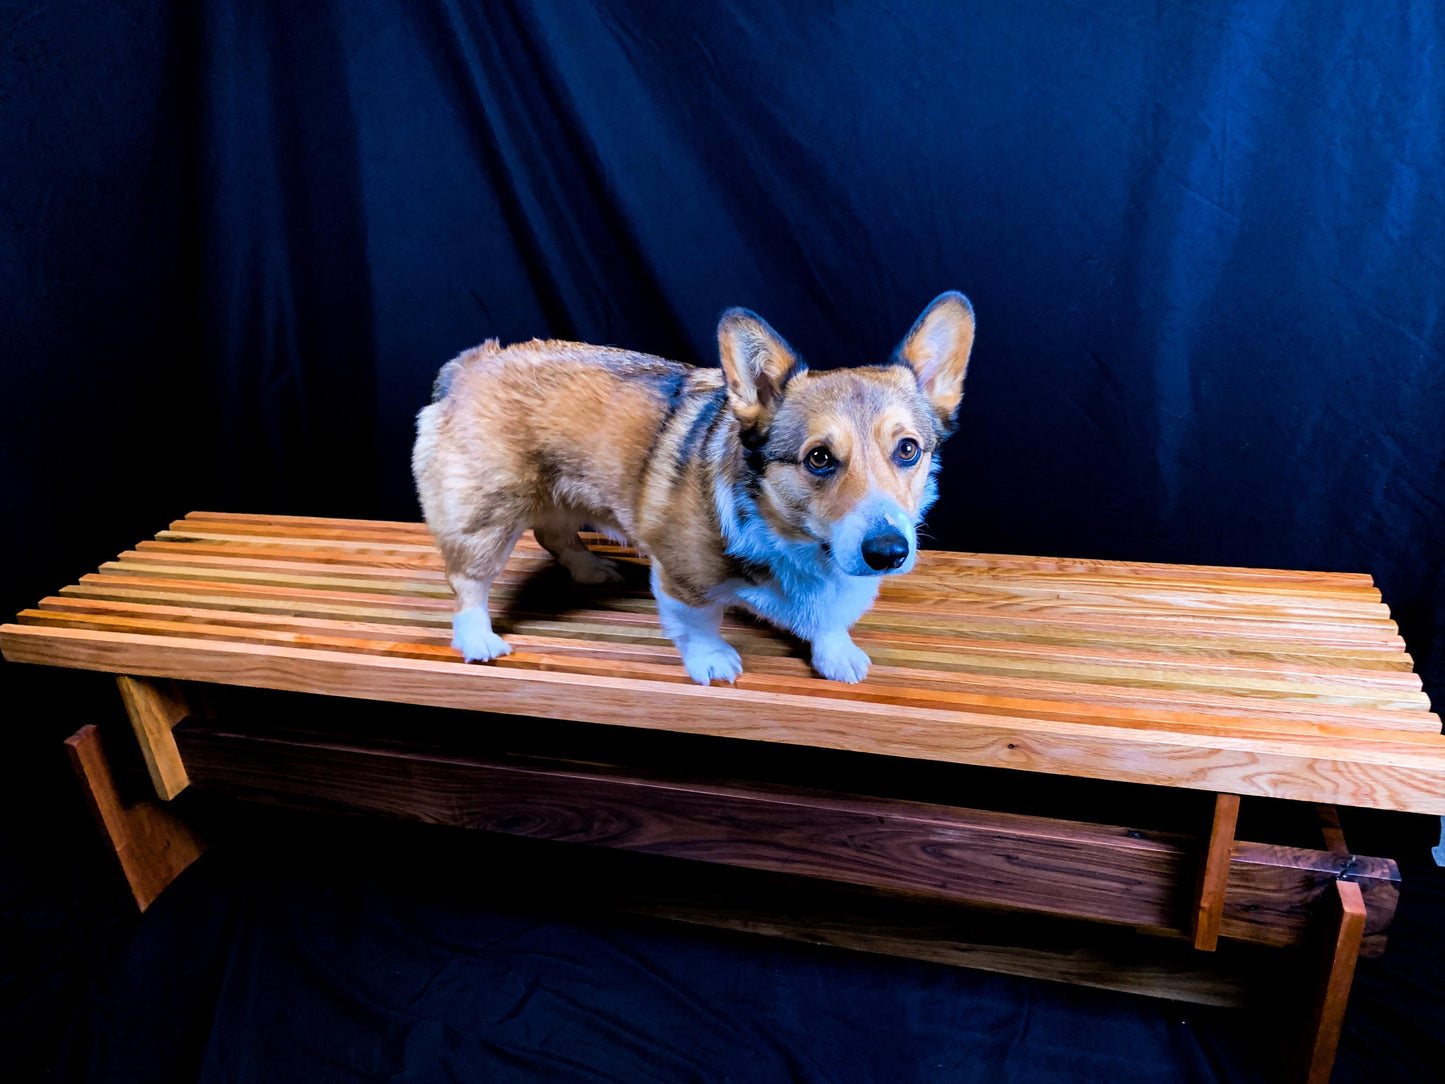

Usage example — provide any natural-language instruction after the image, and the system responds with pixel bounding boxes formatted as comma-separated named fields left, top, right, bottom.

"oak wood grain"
left=7, top=623, right=1445, bottom=813
left=6, top=512, right=1442, bottom=813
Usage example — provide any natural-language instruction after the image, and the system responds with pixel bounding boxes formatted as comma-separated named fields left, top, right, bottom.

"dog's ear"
left=717, top=308, right=804, bottom=430
left=896, top=292, right=975, bottom=431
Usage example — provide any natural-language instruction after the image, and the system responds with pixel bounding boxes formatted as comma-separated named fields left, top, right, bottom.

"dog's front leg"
left=651, top=566, right=742, bottom=686
left=810, top=627, right=871, bottom=684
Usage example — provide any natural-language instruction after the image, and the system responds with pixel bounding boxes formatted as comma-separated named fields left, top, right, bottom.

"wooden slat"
left=28, top=598, right=1439, bottom=735
left=6, top=624, right=1445, bottom=813
left=6, top=513, right=1441, bottom=815
left=16, top=610, right=1445, bottom=746
left=142, top=535, right=1385, bottom=603
left=180, top=512, right=1380, bottom=588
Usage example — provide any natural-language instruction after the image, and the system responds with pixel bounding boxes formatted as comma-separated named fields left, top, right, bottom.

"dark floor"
left=2, top=670, right=1443, bottom=1084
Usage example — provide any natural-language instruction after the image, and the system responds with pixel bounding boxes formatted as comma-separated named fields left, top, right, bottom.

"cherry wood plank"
left=115, top=675, right=192, bottom=800
left=1192, top=793, right=1241, bottom=950
left=1299, top=879, right=1367, bottom=1084
left=64, top=724, right=206, bottom=910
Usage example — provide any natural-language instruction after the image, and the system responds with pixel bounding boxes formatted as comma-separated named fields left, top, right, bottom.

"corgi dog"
left=413, top=291, right=975, bottom=685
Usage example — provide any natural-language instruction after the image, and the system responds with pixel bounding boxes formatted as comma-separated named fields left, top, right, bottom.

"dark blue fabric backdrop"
left=3, top=2, right=1444, bottom=1080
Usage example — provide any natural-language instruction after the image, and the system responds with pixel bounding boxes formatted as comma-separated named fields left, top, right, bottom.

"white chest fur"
left=730, top=568, right=880, bottom=642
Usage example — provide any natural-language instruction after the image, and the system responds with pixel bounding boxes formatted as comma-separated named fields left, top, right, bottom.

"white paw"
left=812, top=636, right=870, bottom=683
left=564, top=553, right=624, bottom=586
left=678, top=639, right=743, bottom=686
left=452, top=609, right=511, bottom=662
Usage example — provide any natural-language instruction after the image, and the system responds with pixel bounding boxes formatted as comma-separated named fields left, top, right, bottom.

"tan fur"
left=414, top=293, right=975, bottom=681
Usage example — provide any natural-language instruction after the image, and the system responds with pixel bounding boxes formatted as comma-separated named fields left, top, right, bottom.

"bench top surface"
left=3, top=512, right=1442, bottom=814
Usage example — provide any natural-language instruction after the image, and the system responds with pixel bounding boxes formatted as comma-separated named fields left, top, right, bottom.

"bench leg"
left=116, top=675, right=191, bottom=799
left=1295, top=879, right=1366, bottom=1084
left=65, top=723, right=206, bottom=911
left=1191, top=792, right=1240, bottom=950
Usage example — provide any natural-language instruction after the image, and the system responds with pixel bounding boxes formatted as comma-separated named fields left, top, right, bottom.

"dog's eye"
left=805, top=446, right=835, bottom=474
left=895, top=438, right=921, bottom=465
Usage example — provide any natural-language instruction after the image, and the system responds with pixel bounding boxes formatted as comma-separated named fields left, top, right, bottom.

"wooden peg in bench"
left=64, top=724, right=206, bottom=911
left=1191, top=792, right=1240, bottom=951
left=116, top=675, right=192, bottom=800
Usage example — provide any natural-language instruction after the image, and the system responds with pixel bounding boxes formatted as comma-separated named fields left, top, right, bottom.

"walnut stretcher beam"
left=5, top=511, right=1441, bottom=1083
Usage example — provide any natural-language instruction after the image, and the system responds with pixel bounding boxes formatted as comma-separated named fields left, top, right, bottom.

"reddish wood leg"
left=1192, top=792, right=1240, bottom=951
left=65, top=724, right=206, bottom=911
left=1292, top=878, right=1366, bottom=1083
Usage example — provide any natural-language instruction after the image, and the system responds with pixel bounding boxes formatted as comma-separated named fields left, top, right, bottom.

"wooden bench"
left=5, top=511, right=1443, bottom=1082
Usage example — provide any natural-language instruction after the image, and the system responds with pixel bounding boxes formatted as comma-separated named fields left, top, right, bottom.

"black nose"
left=861, top=528, right=909, bottom=571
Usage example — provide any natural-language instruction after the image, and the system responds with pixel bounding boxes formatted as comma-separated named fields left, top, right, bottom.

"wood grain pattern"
left=1221, top=845, right=1395, bottom=958
left=1300, top=879, right=1367, bottom=1084
left=171, top=722, right=1400, bottom=954
left=5, top=511, right=1442, bottom=812
left=64, top=724, right=206, bottom=909
left=1192, top=793, right=1241, bottom=951
left=115, top=675, right=192, bottom=799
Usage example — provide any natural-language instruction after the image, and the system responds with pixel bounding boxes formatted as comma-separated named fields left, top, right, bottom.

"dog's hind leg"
left=534, top=519, right=624, bottom=585
left=441, top=526, right=523, bottom=662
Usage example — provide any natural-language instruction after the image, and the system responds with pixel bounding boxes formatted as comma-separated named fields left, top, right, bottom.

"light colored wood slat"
left=49, top=581, right=1429, bottom=709
left=165, top=526, right=1389, bottom=621
left=185, top=510, right=432, bottom=532
left=21, top=609, right=1443, bottom=748
left=78, top=570, right=1406, bottom=655
left=54, top=573, right=1432, bottom=709
left=51, top=580, right=1432, bottom=712
left=35, top=597, right=1438, bottom=732
left=110, top=563, right=1422, bottom=672
left=125, top=546, right=1410, bottom=663
left=181, top=512, right=1378, bottom=588
left=96, top=560, right=1405, bottom=641
left=60, top=581, right=1417, bottom=703
left=64, top=571, right=1411, bottom=661
left=156, top=529, right=440, bottom=554
left=848, top=624, right=1411, bottom=671
left=79, top=562, right=1424, bottom=687
left=875, top=577, right=1388, bottom=620
left=146, top=535, right=1383, bottom=603
left=126, top=546, right=1389, bottom=620
left=861, top=606, right=1405, bottom=649
left=6, top=624, right=1445, bottom=814
left=168, top=518, right=429, bottom=542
